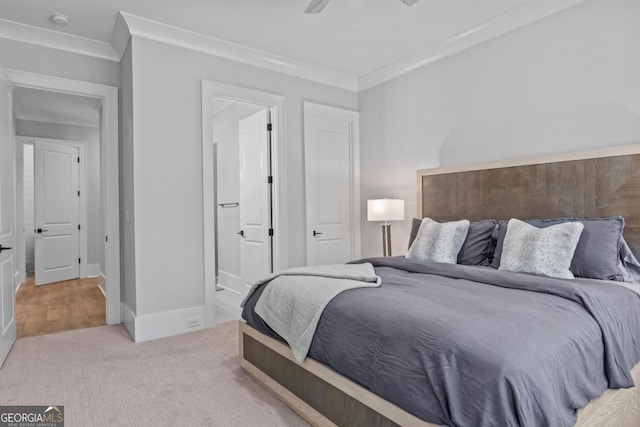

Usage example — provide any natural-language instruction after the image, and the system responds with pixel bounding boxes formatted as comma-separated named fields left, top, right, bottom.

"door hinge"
left=78, top=258, right=81, bottom=264
left=78, top=224, right=81, bottom=230
left=106, top=235, right=109, bottom=242
left=268, top=228, right=274, bottom=236
left=77, top=157, right=80, bottom=163
left=267, top=176, right=273, bottom=184
left=77, top=190, right=80, bottom=197
left=266, top=123, right=272, bottom=131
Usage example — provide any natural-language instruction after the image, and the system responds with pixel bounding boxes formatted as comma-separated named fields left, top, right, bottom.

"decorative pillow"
left=408, top=218, right=496, bottom=265
left=406, top=218, right=470, bottom=264
left=498, top=219, right=584, bottom=279
left=491, top=217, right=629, bottom=281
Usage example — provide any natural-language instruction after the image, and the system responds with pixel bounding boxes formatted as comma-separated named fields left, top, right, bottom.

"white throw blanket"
left=248, top=263, right=381, bottom=363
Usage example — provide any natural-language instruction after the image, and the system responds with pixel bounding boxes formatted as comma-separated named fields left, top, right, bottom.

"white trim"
left=218, top=270, right=242, bottom=294
left=15, top=112, right=99, bottom=129
left=7, top=69, right=121, bottom=325
left=127, top=305, right=206, bottom=343
left=119, top=12, right=356, bottom=91
left=109, top=13, right=131, bottom=60
left=87, top=264, right=101, bottom=277
left=122, top=302, right=135, bottom=340
left=303, top=102, right=361, bottom=264
left=97, top=273, right=106, bottom=296
left=358, top=0, right=586, bottom=91
left=0, top=18, right=118, bottom=62
left=201, top=80, right=288, bottom=330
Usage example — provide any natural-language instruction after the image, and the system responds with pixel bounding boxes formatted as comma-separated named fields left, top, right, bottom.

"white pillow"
left=499, top=218, right=584, bottom=279
left=406, top=218, right=470, bottom=264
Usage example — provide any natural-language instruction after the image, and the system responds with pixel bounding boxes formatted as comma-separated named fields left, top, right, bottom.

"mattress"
left=242, top=257, right=640, bottom=427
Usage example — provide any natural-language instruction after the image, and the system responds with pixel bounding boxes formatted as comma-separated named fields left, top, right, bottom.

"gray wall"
left=212, top=102, right=264, bottom=292
left=0, top=39, right=120, bottom=88
left=358, top=1, right=640, bottom=258
left=15, top=120, right=103, bottom=269
left=128, top=35, right=358, bottom=316
left=119, top=41, right=137, bottom=314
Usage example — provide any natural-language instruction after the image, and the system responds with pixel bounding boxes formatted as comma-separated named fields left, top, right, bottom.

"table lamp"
left=367, top=199, right=405, bottom=257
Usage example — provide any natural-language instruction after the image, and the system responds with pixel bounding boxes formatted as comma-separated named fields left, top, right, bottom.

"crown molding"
left=110, top=13, right=131, bottom=59
left=15, top=112, right=99, bottom=128
left=117, top=12, right=357, bottom=91
left=358, top=0, right=586, bottom=91
left=0, top=18, right=118, bottom=62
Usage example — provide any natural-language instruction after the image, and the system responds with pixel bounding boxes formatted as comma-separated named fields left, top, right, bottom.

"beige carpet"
left=0, top=322, right=308, bottom=427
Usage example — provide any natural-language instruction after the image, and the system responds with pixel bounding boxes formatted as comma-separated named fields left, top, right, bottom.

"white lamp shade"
left=367, top=199, right=405, bottom=222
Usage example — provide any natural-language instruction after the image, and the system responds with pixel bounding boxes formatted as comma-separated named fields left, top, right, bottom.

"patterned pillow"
left=499, top=219, right=584, bottom=279
left=406, top=218, right=470, bottom=264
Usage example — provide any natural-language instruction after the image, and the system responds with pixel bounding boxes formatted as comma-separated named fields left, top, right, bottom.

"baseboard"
left=87, top=264, right=101, bottom=277
left=130, top=305, right=206, bottom=343
left=97, top=272, right=106, bottom=296
left=122, top=302, right=136, bottom=341
left=218, top=270, right=242, bottom=294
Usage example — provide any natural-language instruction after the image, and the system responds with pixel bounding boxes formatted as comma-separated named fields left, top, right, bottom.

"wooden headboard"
left=417, top=145, right=640, bottom=254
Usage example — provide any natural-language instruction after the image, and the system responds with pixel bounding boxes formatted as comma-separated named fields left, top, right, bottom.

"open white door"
left=0, top=65, right=16, bottom=367
left=239, top=109, right=272, bottom=289
left=34, top=140, right=80, bottom=286
left=304, top=102, right=360, bottom=266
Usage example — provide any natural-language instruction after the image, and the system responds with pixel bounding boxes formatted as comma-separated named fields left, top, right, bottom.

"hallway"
left=16, top=276, right=106, bottom=338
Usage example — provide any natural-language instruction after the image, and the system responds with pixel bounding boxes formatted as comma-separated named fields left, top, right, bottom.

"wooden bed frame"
left=240, top=144, right=640, bottom=426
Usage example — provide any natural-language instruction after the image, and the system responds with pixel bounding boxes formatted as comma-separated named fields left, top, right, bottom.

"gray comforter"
left=241, top=257, right=640, bottom=427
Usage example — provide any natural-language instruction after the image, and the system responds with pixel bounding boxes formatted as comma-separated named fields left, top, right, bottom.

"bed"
left=239, top=145, right=640, bottom=427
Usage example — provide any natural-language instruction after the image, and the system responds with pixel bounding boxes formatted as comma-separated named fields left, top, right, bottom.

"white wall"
left=127, top=35, right=357, bottom=320
left=358, top=1, right=640, bottom=258
left=212, top=102, right=264, bottom=292
left=15, top=120, right=103, bottom=269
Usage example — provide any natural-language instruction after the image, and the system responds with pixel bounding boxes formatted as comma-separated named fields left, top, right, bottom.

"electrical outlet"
left=187, top=317, right=201, bottom=328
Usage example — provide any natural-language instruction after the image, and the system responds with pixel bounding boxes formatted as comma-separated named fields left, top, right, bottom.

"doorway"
left=6, top=69, right=120, bottom=332
left=201, top=81, right=286, bottom=328
left=211, top=100, right=272, bottom=323
left=13, top=87, right=106, bottom=338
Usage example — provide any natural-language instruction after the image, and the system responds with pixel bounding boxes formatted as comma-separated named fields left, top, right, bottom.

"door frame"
left=24, top=138, right=88, bottom=281
left=8, top=70, right=121, bottom=324
left=303, top=101, right=361, bottom=264
left=201, top=80, right=287, bottom=328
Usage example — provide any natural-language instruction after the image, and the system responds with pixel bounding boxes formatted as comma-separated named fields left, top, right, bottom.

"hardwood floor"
left=16, top=275, right=106, bottom=338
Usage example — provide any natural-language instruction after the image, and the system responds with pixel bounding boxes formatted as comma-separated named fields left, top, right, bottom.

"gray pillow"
left=408, top=218, right=496, bottom=265
left=406, top=218, right=470, bottom=264
left=491, top=217, right=630, bottom=281
left=499, top=219, right=584, bottom=279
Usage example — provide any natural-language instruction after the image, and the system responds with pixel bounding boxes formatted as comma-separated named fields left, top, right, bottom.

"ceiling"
left=0, top=0, right=541, bottom=77
left=13, top=87, right=102, bottom=128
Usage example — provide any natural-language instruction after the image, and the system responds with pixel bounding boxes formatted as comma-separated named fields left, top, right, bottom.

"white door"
left=239, top=109, right=272, bottom=288
left=0, top=67, right=16, bottom=367
left=34, top=140, right=80, bottom=286
left=304, top=102, right=360, bottom=266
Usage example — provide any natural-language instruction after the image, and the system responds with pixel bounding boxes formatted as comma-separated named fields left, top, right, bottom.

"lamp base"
left=382, top=224, right=392, bottom=257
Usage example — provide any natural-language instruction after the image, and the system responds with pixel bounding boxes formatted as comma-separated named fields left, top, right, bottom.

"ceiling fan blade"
left=305, top=0, right=331, bottom=14
left=400, top=0, right=420, bottom=6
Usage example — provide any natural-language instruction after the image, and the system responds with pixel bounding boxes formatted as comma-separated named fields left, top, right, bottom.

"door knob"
left=36, top=228, right=49, bottom=234
left=0, top=245, right=11, bottom=252
left=313, top=230, right=323, bottom=236
left=237, top=230, right=245, bottom=237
